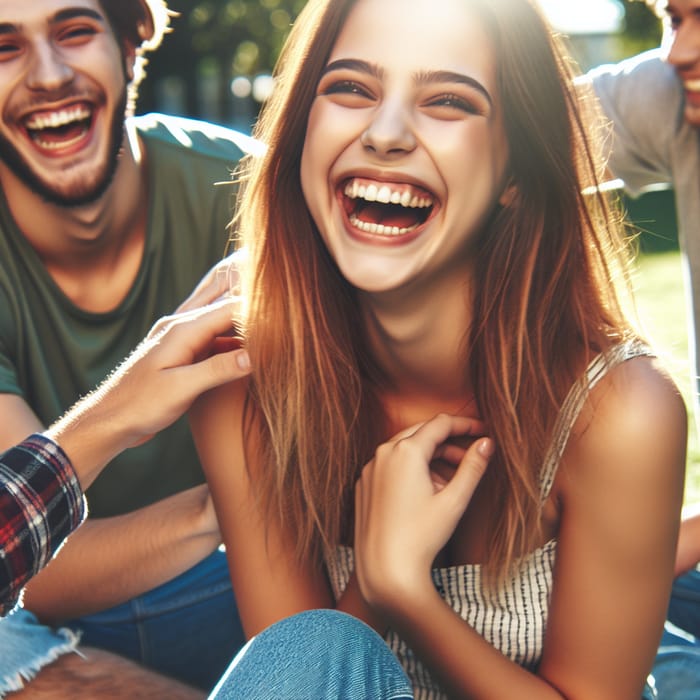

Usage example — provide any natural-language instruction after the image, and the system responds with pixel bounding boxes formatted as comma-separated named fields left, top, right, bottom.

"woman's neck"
left=361, top=272, right=475, bottom=418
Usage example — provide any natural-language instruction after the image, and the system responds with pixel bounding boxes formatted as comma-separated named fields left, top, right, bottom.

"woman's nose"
left=360, top=99, right=417, bottom=158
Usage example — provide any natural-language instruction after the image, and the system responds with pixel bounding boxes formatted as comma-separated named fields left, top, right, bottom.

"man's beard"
left=0, top=87, right=128, bottom=208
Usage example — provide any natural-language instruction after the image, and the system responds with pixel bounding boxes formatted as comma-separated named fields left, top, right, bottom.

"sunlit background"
left=539, top=0, right=625, bottom=34
left=137, top=0, right=662, bottom=130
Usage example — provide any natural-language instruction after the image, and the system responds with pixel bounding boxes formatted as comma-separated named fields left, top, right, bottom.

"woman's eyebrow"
left=321, top=60, right=493, bottom=107
left=321, top=58, right=384, bottom=80
left=415, top=69, right=493, bottom=106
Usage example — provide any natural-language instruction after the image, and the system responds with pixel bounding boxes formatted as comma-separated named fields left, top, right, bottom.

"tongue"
left=357, top=202, right=422, bottom=229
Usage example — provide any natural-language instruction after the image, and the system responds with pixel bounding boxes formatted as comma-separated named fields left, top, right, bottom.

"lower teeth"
left=350, top=215, right=416, bottom=236
left=32, top=127, right=88, bottom=151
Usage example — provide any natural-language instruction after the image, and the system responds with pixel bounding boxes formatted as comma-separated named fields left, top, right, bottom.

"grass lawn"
left=634, top=249, right=700, bottom=506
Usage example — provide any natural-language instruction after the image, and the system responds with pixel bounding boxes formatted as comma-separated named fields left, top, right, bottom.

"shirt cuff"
left=0, top=433, right=86, bottom=616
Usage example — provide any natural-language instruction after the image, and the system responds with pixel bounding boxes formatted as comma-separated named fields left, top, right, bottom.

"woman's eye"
left=321, top=80, right=372, bottom=98
left=426, top=94, right=482, bottom=115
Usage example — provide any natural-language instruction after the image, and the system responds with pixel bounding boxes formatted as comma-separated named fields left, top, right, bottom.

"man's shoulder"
left=587, top=49, right=679, bottom=99
left=130, top=113, right=264, bottom=162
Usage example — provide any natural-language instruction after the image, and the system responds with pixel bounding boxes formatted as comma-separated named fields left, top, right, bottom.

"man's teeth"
left=343, top=181, right=433, bottom=208
left=349, top=214, right=417, bottom=236
left=685, top=79, right=700, bottom=92
left=32, top=130, right=88, bottom=150
left=25, top=106, right=91, bottom=131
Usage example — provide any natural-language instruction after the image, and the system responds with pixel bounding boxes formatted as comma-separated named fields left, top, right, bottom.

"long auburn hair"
left=233, top=0, right=638, bottom=576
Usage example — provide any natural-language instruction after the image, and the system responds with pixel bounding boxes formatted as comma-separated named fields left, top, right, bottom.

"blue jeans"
left=667, top=569, right=700, bottom=639
left=0, top=608, right=80, bottom=697
left=65, top=548, right=245, bottom=691
left=647, top=569, right=700, bottom=699
left=209, top=610, right=413, bottom=700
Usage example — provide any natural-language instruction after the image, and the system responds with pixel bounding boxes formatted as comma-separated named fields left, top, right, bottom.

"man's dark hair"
left=100, top=0, right=170, bottom=50
left=99, top=0, right=172, bottom=104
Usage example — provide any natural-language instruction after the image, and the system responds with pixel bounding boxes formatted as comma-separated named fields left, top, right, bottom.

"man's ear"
left=137, top=11, right=155, bottom=44
left=499, top=182, right=518, bottom=208
left=123, top=42, right=138, bottom=82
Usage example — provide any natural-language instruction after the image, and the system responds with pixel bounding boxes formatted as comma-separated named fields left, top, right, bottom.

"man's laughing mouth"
left=23, top=102, right=94, bottom=153
left=341, top=177, right=436, bottom=237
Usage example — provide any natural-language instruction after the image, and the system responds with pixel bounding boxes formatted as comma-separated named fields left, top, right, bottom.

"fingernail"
left=477, top=438, right=494, bottom=458
left=236, top=350, right=251, bottom=371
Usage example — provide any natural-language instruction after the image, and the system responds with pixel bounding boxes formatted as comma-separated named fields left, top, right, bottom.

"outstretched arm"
left=2, top=300, right=251, bottom=619
left=46, top=298, right=250, bottom=489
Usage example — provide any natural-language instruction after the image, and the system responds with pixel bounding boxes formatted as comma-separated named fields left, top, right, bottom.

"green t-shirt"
left=0, top=113, right=251, bottom=517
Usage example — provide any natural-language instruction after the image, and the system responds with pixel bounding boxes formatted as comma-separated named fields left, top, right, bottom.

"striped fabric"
left=0, top=434, right=85, bottom=616
left=326, top=338, right=653, bottom=699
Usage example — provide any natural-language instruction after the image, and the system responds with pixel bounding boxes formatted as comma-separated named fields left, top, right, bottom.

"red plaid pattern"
left=1, top=434, right=85, bottom=616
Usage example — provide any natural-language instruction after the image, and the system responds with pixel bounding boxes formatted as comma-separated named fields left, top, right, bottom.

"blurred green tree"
left=620, top=0, right=662, bottom=56
left=137, top=0, right=306, bottom=123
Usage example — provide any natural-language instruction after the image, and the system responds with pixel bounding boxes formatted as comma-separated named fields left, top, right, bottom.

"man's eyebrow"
left=415, top=69, right=493, bottom=106
left=52, top=8, right=106, bottom=24
left=0, top=8, right=105, bottom=37
left=321, top=58, right=384, bottom=80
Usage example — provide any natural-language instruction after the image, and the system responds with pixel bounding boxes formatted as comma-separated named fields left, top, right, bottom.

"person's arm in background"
left=1, top=296, right=250, bottom=620
left=676, top=505, right=700, bottom=576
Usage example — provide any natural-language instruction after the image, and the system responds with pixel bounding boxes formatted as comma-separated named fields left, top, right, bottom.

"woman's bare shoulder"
left=561, top=353, right=686, bottom=511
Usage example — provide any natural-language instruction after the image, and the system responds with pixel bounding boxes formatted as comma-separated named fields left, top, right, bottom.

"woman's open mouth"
left=23, top=103, right=94, bottom=154
left=340, top=177, right=436, bottom=237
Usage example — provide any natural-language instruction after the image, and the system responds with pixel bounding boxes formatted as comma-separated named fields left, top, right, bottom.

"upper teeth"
left=25, top=105, right=91, bottom=130
left=685, top=79, right=700, bottom=92
left=344, top=180, right=433, bottom=208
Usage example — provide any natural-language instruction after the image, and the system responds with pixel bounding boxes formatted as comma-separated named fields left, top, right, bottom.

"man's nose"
left=666, top=22, right=700, bottom=71
left=26, top=41, right=74, bottom=91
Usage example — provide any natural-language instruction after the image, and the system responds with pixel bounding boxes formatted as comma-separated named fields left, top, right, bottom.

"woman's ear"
left=498, top=182, right=518, bottom=208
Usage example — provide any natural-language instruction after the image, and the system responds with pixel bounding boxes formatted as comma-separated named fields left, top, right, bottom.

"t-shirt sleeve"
left=585, top=50, right=678, bottom=197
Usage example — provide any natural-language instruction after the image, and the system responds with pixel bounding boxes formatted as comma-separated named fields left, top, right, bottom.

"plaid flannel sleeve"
left=0, top=434, right=86, bottom=616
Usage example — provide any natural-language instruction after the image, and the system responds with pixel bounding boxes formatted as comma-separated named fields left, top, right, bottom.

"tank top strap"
left=538, top=338, right=655, bottom=503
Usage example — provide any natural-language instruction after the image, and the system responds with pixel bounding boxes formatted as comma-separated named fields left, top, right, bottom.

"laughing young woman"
left=191, top=0, right=687, bottom=698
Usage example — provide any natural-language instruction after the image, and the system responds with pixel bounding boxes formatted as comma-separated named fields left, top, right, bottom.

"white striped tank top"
left=325, top=339, right=653, bottom=700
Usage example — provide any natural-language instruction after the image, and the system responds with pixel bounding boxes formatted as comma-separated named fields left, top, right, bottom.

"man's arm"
left=676, top=505, right=700, bottom=576
left=0, top=401, right=215, bottom=622
left=0, top=300, right=251, bottom=620
left=22, top=484, right=222, bottom=622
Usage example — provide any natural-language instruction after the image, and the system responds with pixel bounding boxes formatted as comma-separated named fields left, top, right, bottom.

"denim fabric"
left=650, top=643, right=700, bottom=699
left=667, top=569, right=700, bottom=640
left=65, top=548, right=245, bottom=691
left=209, top=609, right=414, bottom=700
left=649, top=590, right=700, bottom=700
left=0, top=607, right=79, bottom=698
